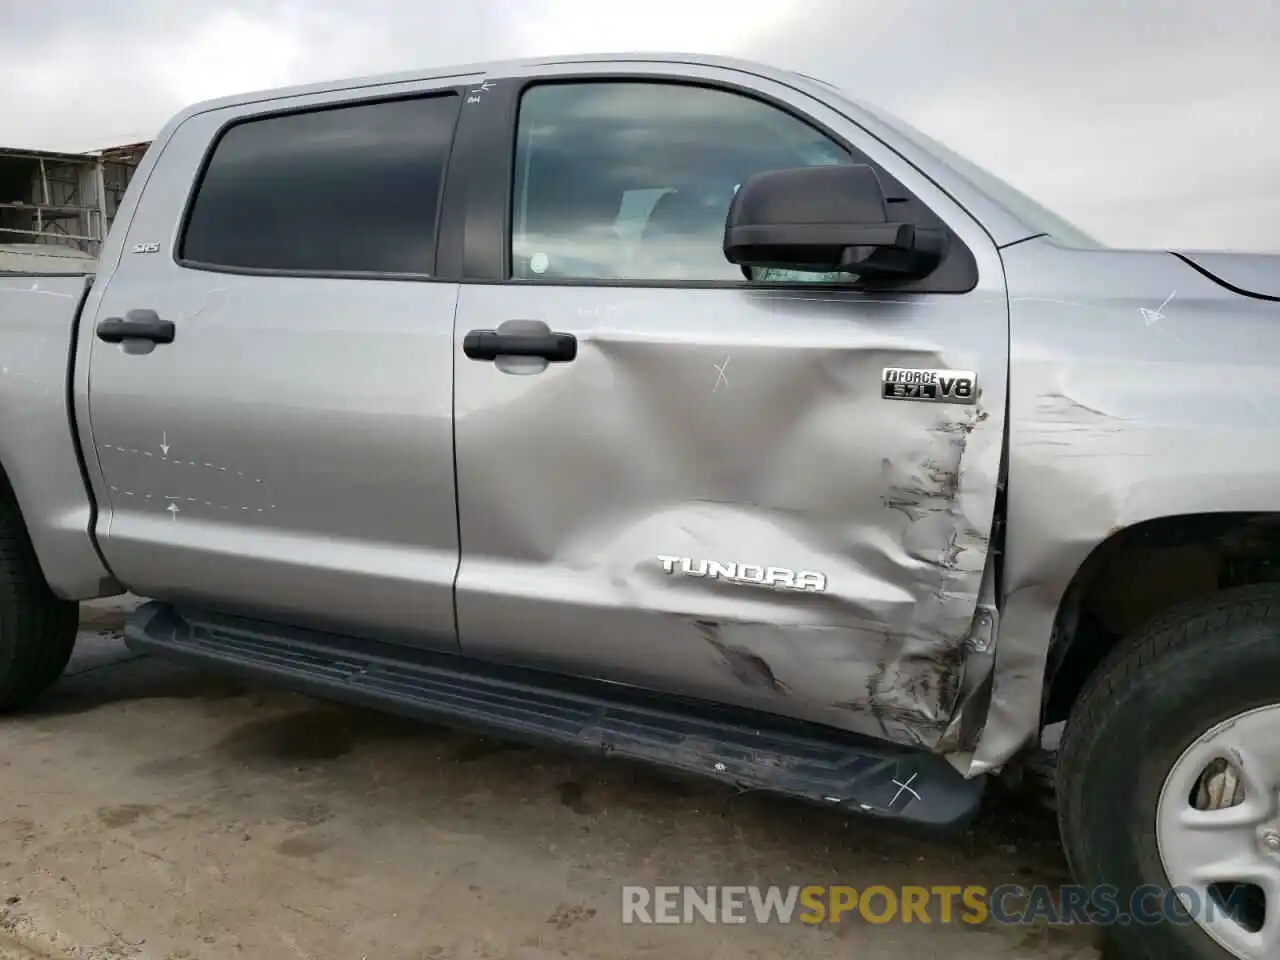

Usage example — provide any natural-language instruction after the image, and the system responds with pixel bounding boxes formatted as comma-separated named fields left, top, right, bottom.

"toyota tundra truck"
left=1, top=52, right=1277, bottom=960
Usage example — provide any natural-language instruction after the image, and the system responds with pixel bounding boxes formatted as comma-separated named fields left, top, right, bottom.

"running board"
left=125, top=602, right=985, bottom=829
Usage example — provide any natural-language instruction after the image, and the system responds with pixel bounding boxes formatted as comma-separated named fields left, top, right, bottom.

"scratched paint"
left=972, top=239, right=1280, bottom=775
left=452, top=281, right=1009, bottom=751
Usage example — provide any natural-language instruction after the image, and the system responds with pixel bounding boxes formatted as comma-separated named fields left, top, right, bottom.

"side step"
left=125, top=602, right=985, bottom=829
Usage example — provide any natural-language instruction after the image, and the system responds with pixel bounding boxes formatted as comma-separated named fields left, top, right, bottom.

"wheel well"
left=1042, top=512, right=1280, bottom=726
left=0, top=458, right=50, bottom=566
left=0, top=459, right=25, bottom=526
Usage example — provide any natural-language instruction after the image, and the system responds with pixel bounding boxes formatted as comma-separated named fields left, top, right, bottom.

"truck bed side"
left=0, top=274, right=118, bottom=599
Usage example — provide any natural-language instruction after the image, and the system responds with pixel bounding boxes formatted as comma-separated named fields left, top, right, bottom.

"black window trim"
left=452, top=71, right=978, bottom=295
left=173, top=87, right=468, bottom=282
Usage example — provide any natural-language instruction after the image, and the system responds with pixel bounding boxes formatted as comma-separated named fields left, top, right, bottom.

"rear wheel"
left=1058, top=584, right=1280, bottom=960
left=0, top=497, right=79, bottom=711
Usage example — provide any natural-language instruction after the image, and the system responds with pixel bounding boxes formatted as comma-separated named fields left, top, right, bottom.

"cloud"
left=504, top=0, right=808, bottom=58
left=0, top=0, right=1275, bottom=250
left=0, top=0, right=514, bottom=150
left=741, top=0, right=1280, bottom=249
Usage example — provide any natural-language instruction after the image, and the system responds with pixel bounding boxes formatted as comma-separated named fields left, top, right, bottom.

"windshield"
left=847, top=95, right=1103, bottom=248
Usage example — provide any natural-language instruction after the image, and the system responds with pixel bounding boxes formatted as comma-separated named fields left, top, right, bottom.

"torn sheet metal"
left=451, top=275, right=1008, bottom=754
left=970, top=238, right=1280, bottom=775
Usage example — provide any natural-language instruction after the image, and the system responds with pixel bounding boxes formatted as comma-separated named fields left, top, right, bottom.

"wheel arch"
left=1043, top=510, right=1280, bottom=727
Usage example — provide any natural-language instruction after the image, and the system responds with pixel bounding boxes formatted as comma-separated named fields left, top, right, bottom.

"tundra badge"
left=882, top=367, right=977, bottom=404
left=657, top=555, right=827, bottom=593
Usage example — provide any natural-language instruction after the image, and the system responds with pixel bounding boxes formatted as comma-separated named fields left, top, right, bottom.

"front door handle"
left=96, top=309, right=175, bottom=345
left=463, top=329, right=577, bottom=363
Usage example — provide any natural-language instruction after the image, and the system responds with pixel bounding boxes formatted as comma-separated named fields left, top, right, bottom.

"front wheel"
left=1058, top=584, right=1280, bottom=960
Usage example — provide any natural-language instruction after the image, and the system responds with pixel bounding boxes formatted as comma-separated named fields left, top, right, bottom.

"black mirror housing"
left=723, top=164, right=945, bottom=281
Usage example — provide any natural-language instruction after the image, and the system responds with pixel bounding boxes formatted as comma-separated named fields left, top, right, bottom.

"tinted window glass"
left=511, top=82, right=852, bottom=283
left=182, top=94, right=460, bottom=274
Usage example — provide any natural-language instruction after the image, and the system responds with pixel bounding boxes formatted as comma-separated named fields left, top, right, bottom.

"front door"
left=80, top=82, right=470, bottom=647
left=449, top=64, right=1009, bottom=745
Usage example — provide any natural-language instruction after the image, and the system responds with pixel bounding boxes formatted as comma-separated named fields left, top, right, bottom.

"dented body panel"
left=975, top=238, right=1280, bottom=773
left=452, top=282, right=1007, bottom=747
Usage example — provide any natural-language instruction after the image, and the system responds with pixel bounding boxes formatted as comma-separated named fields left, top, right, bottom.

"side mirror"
left=723, top=164, right=945, bottom=282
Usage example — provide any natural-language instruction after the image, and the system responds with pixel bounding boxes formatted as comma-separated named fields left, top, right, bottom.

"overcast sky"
left=2, top=0, right=1276, bottom=251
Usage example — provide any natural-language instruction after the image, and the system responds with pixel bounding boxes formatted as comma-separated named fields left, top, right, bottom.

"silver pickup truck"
left=1, top=52, right=1277, bottom=960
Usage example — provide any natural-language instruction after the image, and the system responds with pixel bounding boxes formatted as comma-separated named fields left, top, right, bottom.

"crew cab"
left=1, top=53, right=1278, bottom=960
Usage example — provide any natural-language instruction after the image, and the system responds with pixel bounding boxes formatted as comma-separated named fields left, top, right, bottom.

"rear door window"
left=181, top=93, right=461, bottom=275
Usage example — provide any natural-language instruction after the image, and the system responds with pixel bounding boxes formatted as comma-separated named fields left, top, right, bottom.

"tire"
left=1058, top=583, right=1280, bottom=960
left=0, top=495, right=79, bottom=712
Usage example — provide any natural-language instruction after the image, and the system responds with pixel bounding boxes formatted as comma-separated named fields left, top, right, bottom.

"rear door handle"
left=463, top=329, right=577, bottom=363
left=96, top=309, right=175, bottom=345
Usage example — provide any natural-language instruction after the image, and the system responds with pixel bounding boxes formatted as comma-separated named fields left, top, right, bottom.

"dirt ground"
left=0, top=600, right=1105, bottom=960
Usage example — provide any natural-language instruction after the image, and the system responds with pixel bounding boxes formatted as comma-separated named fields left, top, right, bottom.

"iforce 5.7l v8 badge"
left=882, top=367, right=977, bottom=405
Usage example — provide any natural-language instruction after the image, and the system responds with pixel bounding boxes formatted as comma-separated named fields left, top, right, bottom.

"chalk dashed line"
left=101, top=443, right=268, bottom=484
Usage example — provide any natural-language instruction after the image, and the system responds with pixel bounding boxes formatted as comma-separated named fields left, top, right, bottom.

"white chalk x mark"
left=1139, top=290, right=1176, bottom=327
left=890, top=772, right=922, bottom=806
left=713, top=356, right=731, bottom=392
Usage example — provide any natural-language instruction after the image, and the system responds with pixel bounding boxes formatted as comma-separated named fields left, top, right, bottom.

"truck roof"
left=173, top=52, right=809, bottom=119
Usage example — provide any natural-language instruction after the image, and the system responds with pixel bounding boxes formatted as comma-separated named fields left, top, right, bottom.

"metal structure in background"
left=0, top=141, right=150, bottom=261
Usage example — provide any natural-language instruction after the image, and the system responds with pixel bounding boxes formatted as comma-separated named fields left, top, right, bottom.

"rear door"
left=448, top=62, right=1008, bottom=745
left=77, top=78, right=473, bottom=647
